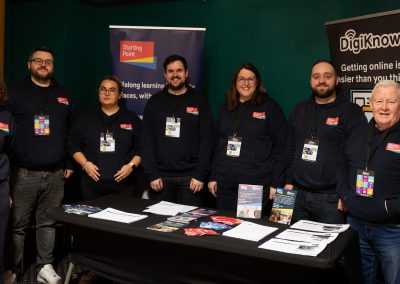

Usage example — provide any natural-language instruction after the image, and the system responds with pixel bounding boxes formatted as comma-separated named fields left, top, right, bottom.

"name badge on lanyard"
left=302, top=139, right=319, bottom=162
left=165, top=117, right=181, bottom=138
left=355, top=170, right=374, bottom=197
left=34, top=115, right=50, bottom=135
left=100, top=131, right=115, bottom=152
left=227, top=136, right=242, bottom=157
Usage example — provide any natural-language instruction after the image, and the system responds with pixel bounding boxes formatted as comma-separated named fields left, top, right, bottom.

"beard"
left=31, top=67, right=53, bottom=82
left=168, top=76, right=186, bottom=91
left=311, top=84, right=336, bottom=99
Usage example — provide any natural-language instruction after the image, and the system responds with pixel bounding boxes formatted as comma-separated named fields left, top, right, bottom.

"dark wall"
left=5, top=0, right=400, bottom=115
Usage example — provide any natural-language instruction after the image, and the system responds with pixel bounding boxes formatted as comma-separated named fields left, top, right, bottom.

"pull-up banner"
left=109, top=26, right=206, bottom=118
left=326, top=9, right=400, bottom=120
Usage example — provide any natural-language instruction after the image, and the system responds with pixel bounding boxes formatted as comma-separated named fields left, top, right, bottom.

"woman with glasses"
left=0, top=81, right=15, bottom=283
left=208, top=63, right=287, bottom=215
left=68, top=75, right=141, bottom=200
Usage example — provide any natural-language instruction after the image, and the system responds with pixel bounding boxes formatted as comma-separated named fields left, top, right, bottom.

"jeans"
left=216, top=181, right=271, bottom=216
left=292, top=189, right=345, bottom=224
left=348, top=217, right=400, bottom=284
left=0, top=182, right=10, bottom=281
left=6, top=167, right=64, bottom=270
left=149, top=176, right=202, bottom=206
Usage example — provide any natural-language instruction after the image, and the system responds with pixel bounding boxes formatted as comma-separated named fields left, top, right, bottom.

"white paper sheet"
left=275, top=229, right=338, bottom=244
left=143, top=201, right=197, bottom=216
left=88, top=208, right=148, bottom=223
left=258, top=238, right=327, bottom=257
left=222, top=221, right=278, bottom=242
left=290, top=220, right=349, bottom=233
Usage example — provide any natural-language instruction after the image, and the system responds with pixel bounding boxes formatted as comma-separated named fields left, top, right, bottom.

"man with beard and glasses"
left=284, top=60, right=367, bottom=224
left=3, top=47, right=76, bottom=284
left=141, top=54, right=213, bottom=206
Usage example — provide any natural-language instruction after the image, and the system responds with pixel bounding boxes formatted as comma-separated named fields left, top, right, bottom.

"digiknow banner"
left=326, top=9, right=400, bottom=120
left=109, top=26, right=206, bottom=118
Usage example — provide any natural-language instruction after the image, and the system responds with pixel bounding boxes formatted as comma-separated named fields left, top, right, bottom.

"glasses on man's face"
left=99, top=86, right=118, bottom=95
left=237, top=77, right=257, bottom=85
left=30, top=58, right=54, bottom=66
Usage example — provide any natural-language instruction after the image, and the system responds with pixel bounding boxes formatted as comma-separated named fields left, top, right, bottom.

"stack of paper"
left=143, top=201, right=197, bottom=216
left=259, top=238, right=326, bottom=257
left=222, top=221, right=278, bottom=242
left=290, top=220, right=349, bottom=233
left=88, top=208, right=148, bottom=223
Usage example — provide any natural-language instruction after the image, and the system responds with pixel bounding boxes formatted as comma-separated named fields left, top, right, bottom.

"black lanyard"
left=166, top=92, right=186, bottom=118
left=33, top=85, right=50, bottom=115
left=307, top=104, right=330, bottom=140
left=365, top=123, right=390, bottom=170
left=232, top=102, right=249, bottom=136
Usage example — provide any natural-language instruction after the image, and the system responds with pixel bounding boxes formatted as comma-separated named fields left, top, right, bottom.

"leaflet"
left=258, top=238, right=327, bottom=257
left=222, top=221, right=278, bottom=242
left=291, top=220, right=349, bottom=233
left=143, top=201, right=197, bottom=216
left=88, top=208, right=148, bottom=223
left=236, top=184, right=263, bottom=219
left=275, top=229, right=338, bottom=244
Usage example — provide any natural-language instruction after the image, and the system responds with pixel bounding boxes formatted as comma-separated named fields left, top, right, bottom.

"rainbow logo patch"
left=326, top=117, right=339, bottom=126
left=120, top=41, right=156, bottom=70
left=120, top=124, right=133, bottom=130
left=0, top=122, right=9, bottom=134
left=57, top=97, right=69, bottom=105
left=386, top=143, right=400, bottom=154
left=186, top=107, right=199, bottom=115
left=252, top=112, right=266, bottom=120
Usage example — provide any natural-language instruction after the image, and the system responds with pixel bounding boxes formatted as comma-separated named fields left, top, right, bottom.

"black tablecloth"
left=47, top=194, right=362, bottom=284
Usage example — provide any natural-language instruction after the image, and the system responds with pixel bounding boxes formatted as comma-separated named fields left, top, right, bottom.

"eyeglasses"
left=30, top=58, right=54, bottom=66
left=99, top=87, right=118, bottom=95
left=237, top=77, right=257, bottom=85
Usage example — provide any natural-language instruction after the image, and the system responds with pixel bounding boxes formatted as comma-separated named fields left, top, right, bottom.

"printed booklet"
left=236, top=184, right=263, bottom=219
left=269, top=188, right=297, bottom=225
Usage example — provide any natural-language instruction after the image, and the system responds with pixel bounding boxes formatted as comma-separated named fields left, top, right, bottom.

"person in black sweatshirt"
left=0, top=81, right=15, bottom=284
left=141, top=55, right=213, bottom=206
left=208, top=63, right=287, bottom=214
left=285, top=60, right=368, bottom=224
left=4, top=47, right=76, bottom=284
left=338, top=80, right=400, bottom=284
left=68, top=75, right=141, bottom=201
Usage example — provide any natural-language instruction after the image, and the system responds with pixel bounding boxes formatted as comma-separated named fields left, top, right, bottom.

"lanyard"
left=365, top=123, right=390, bottom=170
left=307, top=104, right=329, bottom=139
left=166, top=92, right=187, bottom=118
left=33, top=85, right=50, bottom=115
left=232, top=102, right=249, bottom=136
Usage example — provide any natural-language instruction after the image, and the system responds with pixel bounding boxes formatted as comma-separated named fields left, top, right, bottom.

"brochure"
left=275, top=229, right=338, bottom=244
left=290, top=220, right=350, bottom=233
left=259, top=238, right=327, bottom=257
left=63, top=204, right=102, bottom=215
left=269, top=188, right=297, bottom=225
left=236, top=184, right=263, bottom=219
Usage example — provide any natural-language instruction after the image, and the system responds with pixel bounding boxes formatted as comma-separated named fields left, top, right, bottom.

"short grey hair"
left=371, top=80, right=400, bottom=101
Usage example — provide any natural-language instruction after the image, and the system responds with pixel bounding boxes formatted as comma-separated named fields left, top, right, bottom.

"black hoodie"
left=286, top=94, right=367, bottom=190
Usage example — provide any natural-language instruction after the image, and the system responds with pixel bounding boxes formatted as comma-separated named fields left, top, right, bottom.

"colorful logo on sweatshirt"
left=120, top=124, right=133, bottom=130
left=0, top=122, right=9, bottom=134
left=252, top=112, right=266, bottom=120
left=57, top=97, right=69, bottom=105
left=186, top=107, right=199, bottom=115
left=326, top=117, right=339, bottom=126
left=386, top=143, right=400, bottom=154
left=120, top=41, right=156, bottom=70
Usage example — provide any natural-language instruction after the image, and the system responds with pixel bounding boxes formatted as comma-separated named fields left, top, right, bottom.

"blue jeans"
left=348, top=217, right=400, bottom=284
left=292, top=189, right=345, bottom=224
left=6, top=167, right=64, bottom=270
left=0, top=182, right=10, bottom=281
left=149, top=176, right=202, bottom=206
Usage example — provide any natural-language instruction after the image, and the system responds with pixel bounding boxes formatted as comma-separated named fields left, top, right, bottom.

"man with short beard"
left=141, top=54, right=213, bottom=206
left=4, top=47, right=76, bottom=284
left=284, top=60, right=367, bottom=224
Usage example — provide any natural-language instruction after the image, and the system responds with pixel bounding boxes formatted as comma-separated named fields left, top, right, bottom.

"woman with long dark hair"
left=208, top=63, right=287, bottom=214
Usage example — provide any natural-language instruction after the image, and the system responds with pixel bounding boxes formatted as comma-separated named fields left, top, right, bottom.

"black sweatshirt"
left=0, top=108, right=15, bottom=181
left=141, top=85, right=213, bottom=182
left=286, top=95, right=367, bottom=190
left=210, top=98, right=287, bottom=187
left=6, top=77, right=76, bottom=170
left=338, top=119, right=400, bottom=224
left=68, top=105, right=141, bottom=182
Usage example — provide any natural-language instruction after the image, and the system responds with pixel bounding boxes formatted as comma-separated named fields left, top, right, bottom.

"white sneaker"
left=37, top=264, right=62, bottom=284
left=3, top=270, right=17, bottom=284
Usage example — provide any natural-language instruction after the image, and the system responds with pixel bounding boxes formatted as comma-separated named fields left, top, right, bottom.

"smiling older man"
left=338, top=80, right=400, bottom=284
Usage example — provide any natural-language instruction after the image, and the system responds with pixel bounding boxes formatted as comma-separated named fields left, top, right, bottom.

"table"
left=47, top=194, right=362, bottom=284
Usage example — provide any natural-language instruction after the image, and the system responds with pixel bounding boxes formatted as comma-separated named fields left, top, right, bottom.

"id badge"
left=355, top=170, right=374, bottom=197
left=34, top=115, right=50, bottom=136
left=165, top=117, right=181, bottom=138
left=302, top=139, right=319, bottom=162
left=227, top=136, right=242, bottom=157
left=100, top=132, right=115, bottom=152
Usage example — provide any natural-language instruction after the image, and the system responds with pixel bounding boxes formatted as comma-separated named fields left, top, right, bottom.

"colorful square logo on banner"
left=252, top=112, right=266, bottom=120
left=0, top=122, right=9, bottom=134
left=386, top=143, right=400, bottom=154
left=120, top=41, right=156, bottom=70
left=326, top=117, right=339, bottom=126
